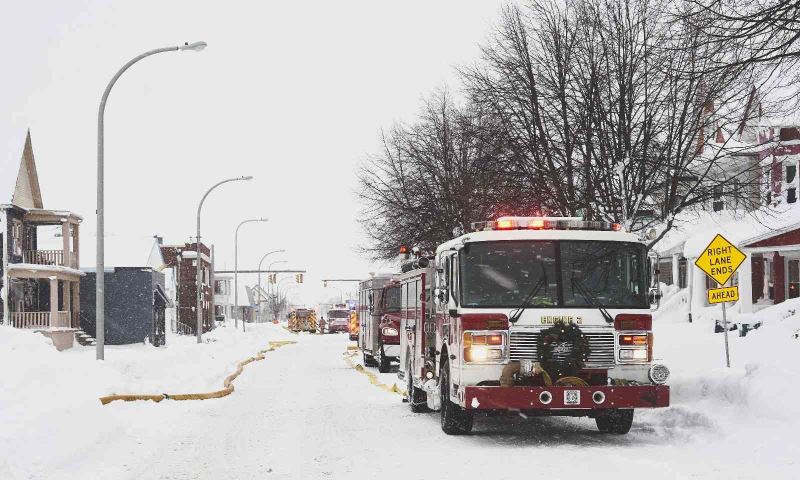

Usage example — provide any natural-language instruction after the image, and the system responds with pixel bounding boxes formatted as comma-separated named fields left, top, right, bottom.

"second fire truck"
left=397, top=216, right=670, bottom=435
left=357, top=274, right=402, bottom=373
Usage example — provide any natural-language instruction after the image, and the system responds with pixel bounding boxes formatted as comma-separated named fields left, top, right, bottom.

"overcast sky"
left=1, top=0, right=506, bottom=305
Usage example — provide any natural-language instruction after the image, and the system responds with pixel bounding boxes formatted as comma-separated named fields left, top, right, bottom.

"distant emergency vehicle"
left=357, top=275, right=401, bottom=373
left=288, top=308, right=317, bottom=333
left=348, top=310, right=359, bottom=341
left=397, top=217, right=670, bottom=435
left=327, top=304, right=351, bottom=333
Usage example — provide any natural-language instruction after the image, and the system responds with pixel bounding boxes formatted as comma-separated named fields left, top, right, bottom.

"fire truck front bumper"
left=462, top=385, right=669, bottom=411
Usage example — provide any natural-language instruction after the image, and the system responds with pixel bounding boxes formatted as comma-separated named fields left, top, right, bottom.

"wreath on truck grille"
left=536, top=323, right=591, bottom=379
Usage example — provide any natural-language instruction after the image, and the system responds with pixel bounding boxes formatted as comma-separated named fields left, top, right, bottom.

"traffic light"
left=269, top=273, right=276, bottom=284
left=323, top=280, right=328, bottom=287
left=296, top=273, right=304, bottom=284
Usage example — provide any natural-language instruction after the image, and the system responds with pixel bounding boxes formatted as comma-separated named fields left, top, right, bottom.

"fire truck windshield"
left=384, top=286, right=402, bottom=311
left=460, top=240, right=648, bottom=309
left=328, top=310, right=350, bottom=318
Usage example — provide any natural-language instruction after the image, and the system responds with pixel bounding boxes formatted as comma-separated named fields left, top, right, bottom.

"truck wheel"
left=595, top=409, right=634, bottom=434
left=407, top=360, right=429, bottom=413
left=377, top=346, right=391, bottom=373
left=440, top=361, right=473, bottom=435
left=363, top=351, right=377, bottom=367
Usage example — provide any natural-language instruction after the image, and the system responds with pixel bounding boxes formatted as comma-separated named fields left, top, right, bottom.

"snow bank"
left=0, top=323, right=293, bottom=479
left=651, top=296, right=800, bottom=443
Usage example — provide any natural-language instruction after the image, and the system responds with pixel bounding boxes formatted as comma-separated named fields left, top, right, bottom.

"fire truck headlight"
left=381, top=327, right=399, bottom=337
left=648, top=364, right=670, bottom=384
left=463, top=330, right=507, bottom=363
left=463, top=346, right=504, bottom=363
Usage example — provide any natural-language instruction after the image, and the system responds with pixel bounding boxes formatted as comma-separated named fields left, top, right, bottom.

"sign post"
left=694, top=234, right=746, bottom=368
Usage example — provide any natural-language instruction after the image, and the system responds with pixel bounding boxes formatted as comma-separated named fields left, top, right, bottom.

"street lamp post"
left=96, top=41, right=207, bottom=360
left=196, top=176, right=253, bottom=343
left=235, top=218, right=268, bottom=332
left=258, top=255, right=286, bottom=322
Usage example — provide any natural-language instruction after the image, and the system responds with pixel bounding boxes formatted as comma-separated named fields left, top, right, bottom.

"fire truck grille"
left=509, top=329, right=615, bottom=368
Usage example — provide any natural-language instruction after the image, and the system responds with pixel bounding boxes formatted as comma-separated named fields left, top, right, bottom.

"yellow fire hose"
left=343, top=351, right=406, bottom=398
left=98, top=341, right=296, bottom=405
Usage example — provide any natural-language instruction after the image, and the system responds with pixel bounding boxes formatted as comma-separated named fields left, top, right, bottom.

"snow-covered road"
left=47, top=331, right=794, bottom=480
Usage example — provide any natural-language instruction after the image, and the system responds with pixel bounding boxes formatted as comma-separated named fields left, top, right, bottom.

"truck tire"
left=595, top=409, right=634, bottom=434
left=440, top=361, right=473, bottom=435
left=363, top=351, right=377, bottom=367
left=377, top=345, right=391, bottom=373
left=407, top=358, right=429, bottom=413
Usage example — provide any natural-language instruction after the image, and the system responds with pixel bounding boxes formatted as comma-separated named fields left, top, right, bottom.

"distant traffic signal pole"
left=258, top=256, right=286, bottom=321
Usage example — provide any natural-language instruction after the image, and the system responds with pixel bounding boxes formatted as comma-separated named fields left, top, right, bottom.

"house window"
left=11, top=219, right=23, bottom=256
left=787, top=164, right=797, bottom=204
left=713, top=185, right=724, bottom=212
left=678, top=258, right=688, bottom=288
left=763, top=165, right=774, bottom=205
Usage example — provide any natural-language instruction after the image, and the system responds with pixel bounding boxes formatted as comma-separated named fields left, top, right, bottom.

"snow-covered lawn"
left=0, top=322, right=295, bottom=479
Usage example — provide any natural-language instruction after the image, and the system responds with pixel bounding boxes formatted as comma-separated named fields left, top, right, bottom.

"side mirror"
left=449, top=309, right=459, bottom=318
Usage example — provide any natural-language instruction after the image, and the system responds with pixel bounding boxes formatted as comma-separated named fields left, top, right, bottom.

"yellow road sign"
left=694, top=234, right=746, bottom=285
left=708, top=286, right=739, bottom=304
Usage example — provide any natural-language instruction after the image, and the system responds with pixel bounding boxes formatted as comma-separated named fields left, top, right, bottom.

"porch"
left=5, top=270, right=81, bottom=330
left=19, top=208, right=81, bottom=269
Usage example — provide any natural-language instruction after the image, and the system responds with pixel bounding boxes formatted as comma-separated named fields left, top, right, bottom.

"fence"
left=22, top=250, right=76, bottom=268
left=9, top=311, right=70, bottom=329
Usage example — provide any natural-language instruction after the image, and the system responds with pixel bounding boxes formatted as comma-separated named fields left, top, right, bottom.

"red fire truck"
left=357, top=274, right=402, bottom=373
left=397, top=216, right=670, bottom=435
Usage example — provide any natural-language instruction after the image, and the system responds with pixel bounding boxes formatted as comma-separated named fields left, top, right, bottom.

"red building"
left=160, top=242, right=214, bottom=334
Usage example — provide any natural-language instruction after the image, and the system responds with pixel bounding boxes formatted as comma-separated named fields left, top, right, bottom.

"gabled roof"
left=1, top=130, right=43, bottom=208
left=146, top=238, right=167, bottom=270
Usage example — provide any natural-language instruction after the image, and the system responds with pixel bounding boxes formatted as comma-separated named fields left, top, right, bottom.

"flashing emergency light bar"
left=470, top=216, right=623, bottom=232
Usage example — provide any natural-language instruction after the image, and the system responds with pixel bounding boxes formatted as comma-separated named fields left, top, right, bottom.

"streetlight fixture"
left=96, top=41, right=206, bottom=360
left=235, top=218, right=269, bottom=331
left=195, top=176, right=253, bottom=343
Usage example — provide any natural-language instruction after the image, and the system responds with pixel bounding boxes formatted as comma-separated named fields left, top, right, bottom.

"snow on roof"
left=654, top=204, right=800, bottom=258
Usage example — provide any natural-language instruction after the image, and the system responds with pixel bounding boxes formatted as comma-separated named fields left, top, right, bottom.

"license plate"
left=564, top=390, right=581, bottom=405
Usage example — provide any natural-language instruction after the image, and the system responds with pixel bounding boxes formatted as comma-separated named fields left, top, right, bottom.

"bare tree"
left=684, top=0, right=800, bottom=67
left=357, top=91, right=517, bottom=260
left=358, top=0, right=785, bottom=257
left=464, top=0, right=766, bottom=245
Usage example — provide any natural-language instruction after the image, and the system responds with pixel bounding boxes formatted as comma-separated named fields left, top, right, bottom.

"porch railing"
left=9, top=311, right=71, bottom=329
left=176, top=322, right=193, bottom=335
left=23, top=250, right=77, bottom=268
